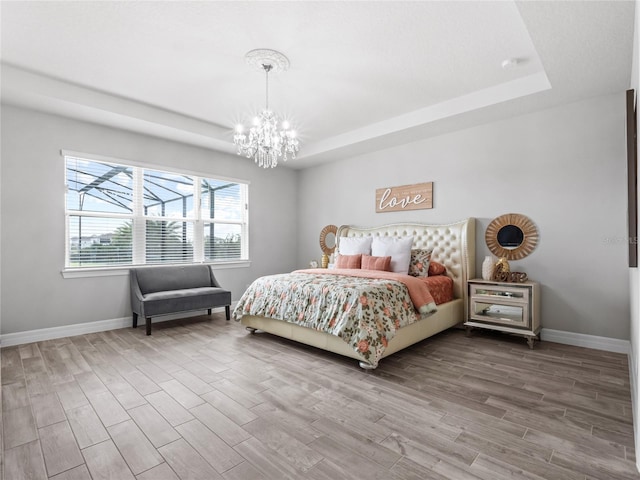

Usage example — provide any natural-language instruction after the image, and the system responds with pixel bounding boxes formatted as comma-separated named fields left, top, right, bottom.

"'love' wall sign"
left=376, top=182, right=433, bottom=213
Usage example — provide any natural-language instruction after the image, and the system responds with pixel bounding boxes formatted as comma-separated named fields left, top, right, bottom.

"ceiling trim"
left=298, top=71, right=551, bottom=162
left=1, top=63, right=237, bottom=155
left=2, top=63, right=551, bottom=168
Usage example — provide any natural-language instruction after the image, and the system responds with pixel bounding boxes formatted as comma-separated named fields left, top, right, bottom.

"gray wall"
left=1, top=93, right=631, bottom=341
left=298, top=93, right=630, bottom=340
left=0, top=105, right=298, bottom=335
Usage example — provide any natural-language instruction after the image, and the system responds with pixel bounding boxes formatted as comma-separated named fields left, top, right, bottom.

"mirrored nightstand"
left=465, top=279, right=540, bottom=348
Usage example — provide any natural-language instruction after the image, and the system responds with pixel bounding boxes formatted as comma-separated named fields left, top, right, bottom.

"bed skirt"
left=240, top=298, right=463, bottom=368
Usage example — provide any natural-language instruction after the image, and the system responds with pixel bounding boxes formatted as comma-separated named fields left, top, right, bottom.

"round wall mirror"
left=319, top=225, right=338, bottom=255
left=485, top=213, right=538, bottom=260
left=497, top=225, right=524, bottom=249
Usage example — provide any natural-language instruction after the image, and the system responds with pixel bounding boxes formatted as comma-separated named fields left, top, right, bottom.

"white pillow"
left=338, top=236, right=373, bottom=255
left=371, top=236, right=414, bottom=274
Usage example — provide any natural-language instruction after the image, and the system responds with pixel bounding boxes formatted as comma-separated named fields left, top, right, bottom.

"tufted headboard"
left=336, top=218, right=476, bottom=304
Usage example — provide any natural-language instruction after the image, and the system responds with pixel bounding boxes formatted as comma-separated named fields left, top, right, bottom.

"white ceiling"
left=0, top=1, right=635, bottom=169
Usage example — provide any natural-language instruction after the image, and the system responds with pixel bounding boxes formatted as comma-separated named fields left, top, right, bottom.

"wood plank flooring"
left=1, top=313, right=638, bottom=479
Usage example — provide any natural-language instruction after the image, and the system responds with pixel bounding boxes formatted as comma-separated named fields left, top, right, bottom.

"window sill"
left=61, top=260, right=252, bottom=279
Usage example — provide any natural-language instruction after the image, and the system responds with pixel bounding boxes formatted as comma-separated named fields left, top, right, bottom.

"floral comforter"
left=232, top=270, right=437, bottom=367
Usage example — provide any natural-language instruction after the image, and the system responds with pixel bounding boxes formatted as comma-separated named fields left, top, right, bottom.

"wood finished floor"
left=1, top=313, right=638, bottom=480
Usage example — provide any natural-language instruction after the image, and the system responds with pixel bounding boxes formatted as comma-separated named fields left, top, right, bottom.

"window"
left=64, top=154, right=248, bottom=269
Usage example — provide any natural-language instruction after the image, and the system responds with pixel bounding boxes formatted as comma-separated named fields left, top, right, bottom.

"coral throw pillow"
left=335, top=254, right=362, bottom=269
left=361, top=254, right=392, bottom=271
left=428, top=260, right=447, bottom=276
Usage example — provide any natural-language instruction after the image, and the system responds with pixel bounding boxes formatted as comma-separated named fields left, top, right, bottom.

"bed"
left=234, top=218, right=475, bottom=369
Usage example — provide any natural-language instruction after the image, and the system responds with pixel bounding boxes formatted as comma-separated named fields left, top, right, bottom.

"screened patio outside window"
left=64, top=154, right=248, bottom=269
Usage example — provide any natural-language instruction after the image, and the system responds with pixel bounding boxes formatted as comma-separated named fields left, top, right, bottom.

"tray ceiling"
left=0, top=1, right=634, bottom=168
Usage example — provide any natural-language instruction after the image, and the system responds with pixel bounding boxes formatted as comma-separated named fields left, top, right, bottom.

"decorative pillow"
left=409, top=248, right=433, bottom=277
left=338, top=236, right=373, bottom=255
left=335, top=254, right=362, bottom=269
left=371, top=236, right=413, bottom=274
left=361, top=254, right=392, bottom=271
left=428, top=260, right=447, bottom=276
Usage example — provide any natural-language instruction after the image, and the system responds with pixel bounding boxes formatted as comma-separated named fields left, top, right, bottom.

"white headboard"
left=336, top=218, right=476, bottom=303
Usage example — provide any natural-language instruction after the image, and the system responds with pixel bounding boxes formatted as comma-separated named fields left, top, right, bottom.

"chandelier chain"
left=264, top=64, right=271, bottom=110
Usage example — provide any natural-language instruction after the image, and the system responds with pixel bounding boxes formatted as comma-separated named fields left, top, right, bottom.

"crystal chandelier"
left=234, top=49, right=299, bottom=168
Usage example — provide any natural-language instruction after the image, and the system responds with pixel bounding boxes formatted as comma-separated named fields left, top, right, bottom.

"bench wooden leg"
left=225, top=305, right=230, bottom=320
left=132, top=312, right=138, bottom=328
left=207, top=308, right=212, bottom=315
left=146, top=317, right=152, bottom=335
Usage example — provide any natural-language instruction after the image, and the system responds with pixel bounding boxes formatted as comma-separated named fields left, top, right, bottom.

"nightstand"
left=465, top=278, right=540, bottom=348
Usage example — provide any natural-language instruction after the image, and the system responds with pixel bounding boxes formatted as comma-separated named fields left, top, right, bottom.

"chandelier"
left=233, top=49, right=299, bottom=168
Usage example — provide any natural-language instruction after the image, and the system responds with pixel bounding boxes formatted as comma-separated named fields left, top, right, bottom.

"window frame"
left=62, top=150, right=250, bottom=278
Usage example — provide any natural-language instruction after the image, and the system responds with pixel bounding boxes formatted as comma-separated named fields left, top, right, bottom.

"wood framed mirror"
left=485, top=213, right=538, bottom=260
left=319, top=224, right=338, bottom=255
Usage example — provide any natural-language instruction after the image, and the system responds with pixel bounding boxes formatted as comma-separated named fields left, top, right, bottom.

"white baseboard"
left=1, top=317, right=131, bottom=347
left=628, top=344, right=640, bottom=473
left=0, top=316, right=631, bottom=353
left=540, top=328, right=630, bottom=354
left=0, top=305, right=236, bottom=348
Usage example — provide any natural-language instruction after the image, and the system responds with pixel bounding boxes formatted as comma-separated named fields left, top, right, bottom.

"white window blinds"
left=64, top=154, right=249, bottom=268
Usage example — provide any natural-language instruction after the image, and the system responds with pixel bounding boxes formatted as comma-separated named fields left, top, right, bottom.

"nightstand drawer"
left=469, top=300, right=529, bottom=328
left=470, top=283, right=529, bottom=303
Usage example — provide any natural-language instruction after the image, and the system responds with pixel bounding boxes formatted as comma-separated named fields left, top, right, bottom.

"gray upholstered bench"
left=129, top=265, right=232, bottom=335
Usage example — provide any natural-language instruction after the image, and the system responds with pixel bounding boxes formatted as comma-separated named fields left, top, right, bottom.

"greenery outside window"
left=64, top=153, right=249, bottom=269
